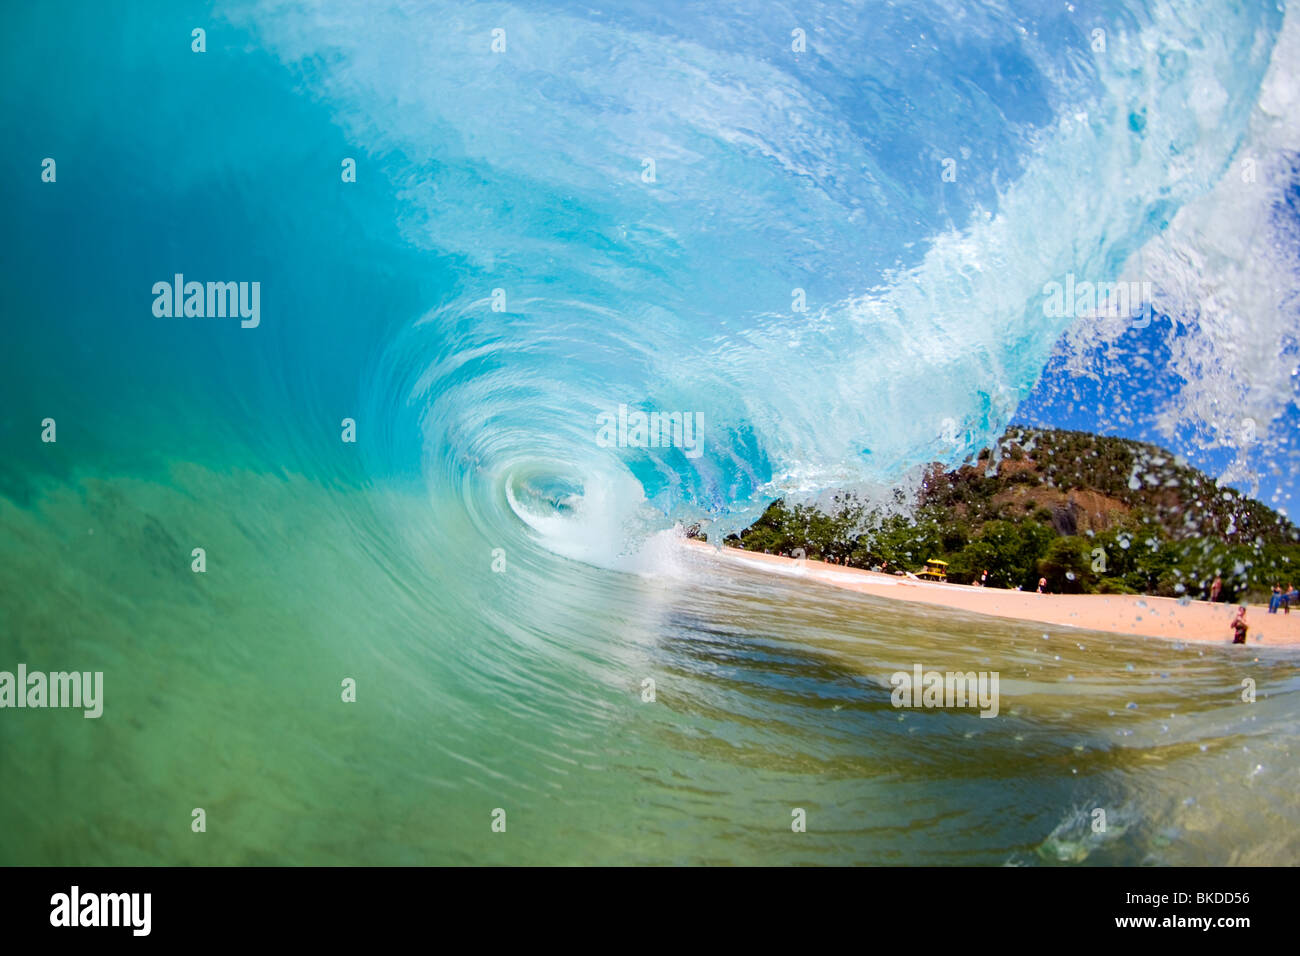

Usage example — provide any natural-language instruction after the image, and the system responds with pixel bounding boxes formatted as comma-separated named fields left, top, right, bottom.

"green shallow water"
left=4, top=0, right=1298, bottom=868
left=2, top=465, right=1297, bottom=865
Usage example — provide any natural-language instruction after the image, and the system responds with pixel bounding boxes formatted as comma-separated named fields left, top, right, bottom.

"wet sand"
left=686, top=540, right=1300, bottom=646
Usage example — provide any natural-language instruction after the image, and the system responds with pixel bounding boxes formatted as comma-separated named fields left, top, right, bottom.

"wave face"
left=1, top=0, right=1299, bottom=865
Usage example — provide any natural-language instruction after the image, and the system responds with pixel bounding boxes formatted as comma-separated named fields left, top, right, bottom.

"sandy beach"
left=688, top=540, right=1300, bottom=646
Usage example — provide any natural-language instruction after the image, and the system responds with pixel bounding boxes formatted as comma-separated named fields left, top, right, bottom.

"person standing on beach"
left=1037, top=577, right=1047, bottom=593
left=1268, top=584, right=1282, bottom=613
left=980, top=569, right=989, bottom=587
left=1209, top=575, right=1222, bottom=603
left=1231, top=606, right=1248, bottom=644
left=1286, top=583, right=1298, bottom=614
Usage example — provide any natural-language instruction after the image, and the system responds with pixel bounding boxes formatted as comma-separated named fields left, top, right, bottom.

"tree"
left=1037, top=536, right=1095, bottom=593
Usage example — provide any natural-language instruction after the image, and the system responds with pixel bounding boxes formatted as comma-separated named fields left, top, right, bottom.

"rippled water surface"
left=2, top=0, right=1299, bottom=865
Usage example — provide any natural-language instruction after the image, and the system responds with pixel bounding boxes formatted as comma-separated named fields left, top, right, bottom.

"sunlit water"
left=2, top=468, right=1297, bottom=865
left=2, top=0, right=1299, bottom=865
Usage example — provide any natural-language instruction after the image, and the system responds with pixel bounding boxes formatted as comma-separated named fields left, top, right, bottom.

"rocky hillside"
left=725, top=428, right=1300, bottom=602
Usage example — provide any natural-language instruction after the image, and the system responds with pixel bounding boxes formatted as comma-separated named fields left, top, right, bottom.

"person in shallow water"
left=1231, top=606, right=1249, bottom=644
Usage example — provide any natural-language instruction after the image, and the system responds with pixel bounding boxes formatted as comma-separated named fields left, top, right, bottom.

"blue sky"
left=1012, top=311, right=1300, bottom=519
left=1014, top=173, right=1300, bottom=518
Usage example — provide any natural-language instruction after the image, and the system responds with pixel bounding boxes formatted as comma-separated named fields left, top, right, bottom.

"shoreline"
left=685, top=540, right=1300, bottom=647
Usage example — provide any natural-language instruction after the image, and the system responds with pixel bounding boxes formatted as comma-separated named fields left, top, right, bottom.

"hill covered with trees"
left=724, top=428, right=1300, bottom=603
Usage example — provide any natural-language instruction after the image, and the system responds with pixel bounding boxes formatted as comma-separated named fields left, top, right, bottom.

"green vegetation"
left=724, top=428, right=1300, bottom=603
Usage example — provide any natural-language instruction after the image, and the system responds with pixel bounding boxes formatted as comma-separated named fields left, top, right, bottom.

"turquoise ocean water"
left=2, top=0, right=1299, bottom=864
